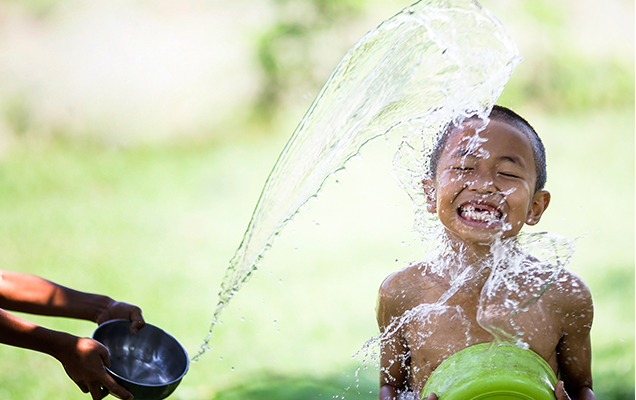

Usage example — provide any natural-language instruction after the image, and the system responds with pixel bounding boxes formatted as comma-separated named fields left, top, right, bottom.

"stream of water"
left=192, top=0, right=525, bottom=362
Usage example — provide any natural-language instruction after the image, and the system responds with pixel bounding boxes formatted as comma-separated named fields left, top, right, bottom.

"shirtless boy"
left=377, top=106, right=595, bottom=400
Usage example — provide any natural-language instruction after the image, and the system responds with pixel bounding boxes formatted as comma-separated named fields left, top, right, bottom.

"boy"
left=377, top=106, right=595, bottom=400
left=0, top=269, right=145, bottom=400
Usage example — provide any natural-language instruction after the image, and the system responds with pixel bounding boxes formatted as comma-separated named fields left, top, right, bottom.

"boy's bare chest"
left=401, top=292, right=561, bottom=387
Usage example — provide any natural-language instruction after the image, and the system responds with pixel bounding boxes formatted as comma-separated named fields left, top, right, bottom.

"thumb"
left=555, top=381, right=571, bottom=400
left=98, top=343, right=111, bottom=369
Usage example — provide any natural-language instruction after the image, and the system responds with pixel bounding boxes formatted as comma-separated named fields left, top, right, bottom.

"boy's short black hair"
left=429, top=105, right=547, bottom=192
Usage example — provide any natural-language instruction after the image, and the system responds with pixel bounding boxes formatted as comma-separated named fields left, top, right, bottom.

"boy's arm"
left=0, top=270, right=144, bottom=333
left=378, top=330, right=410, bottom=400
left=555, top=274, right=596, bottom=400
left=377, top=277, right=410, bottom=400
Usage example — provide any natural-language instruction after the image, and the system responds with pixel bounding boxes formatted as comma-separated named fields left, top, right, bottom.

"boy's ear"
left=422, top=176, right=437, bottom=213
left=525, top=190, right=550, bottom=226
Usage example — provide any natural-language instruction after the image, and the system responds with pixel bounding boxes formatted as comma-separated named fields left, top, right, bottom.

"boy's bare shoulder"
left=379, top=262, right=440, bottom=295
left=545, top=268, right=593, bottom=319
left=377, top=262, right=444, bottom=322
left=551, top=268, right=591, bottom=299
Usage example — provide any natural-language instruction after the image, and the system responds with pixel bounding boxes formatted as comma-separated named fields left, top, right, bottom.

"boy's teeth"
left=459, top=204, right=502, bottom=222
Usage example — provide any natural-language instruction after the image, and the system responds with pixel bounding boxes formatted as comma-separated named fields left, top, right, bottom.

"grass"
left=0, top=110, right=633, bottom=399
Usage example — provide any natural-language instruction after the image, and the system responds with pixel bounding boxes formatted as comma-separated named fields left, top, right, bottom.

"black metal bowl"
left=93, top=320, right=189, bottom=400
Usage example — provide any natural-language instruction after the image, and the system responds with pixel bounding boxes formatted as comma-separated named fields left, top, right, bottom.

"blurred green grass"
left=0, top=110, right=633, bottom=399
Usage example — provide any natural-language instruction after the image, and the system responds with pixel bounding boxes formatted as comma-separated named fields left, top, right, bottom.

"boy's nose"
left=467, top=172, right=496, bottom=193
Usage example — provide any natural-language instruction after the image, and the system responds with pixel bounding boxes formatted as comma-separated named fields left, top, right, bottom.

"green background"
left=0, top=0, right=632, bottom=399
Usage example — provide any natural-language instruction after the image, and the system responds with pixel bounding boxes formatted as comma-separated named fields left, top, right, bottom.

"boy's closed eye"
left=496, top=159, right=526, bottom=180
left=498, top=171, right=521, bottom=178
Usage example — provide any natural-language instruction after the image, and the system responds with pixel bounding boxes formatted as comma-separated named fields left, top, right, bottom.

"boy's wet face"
left=428, top=119, right=549, bottom=244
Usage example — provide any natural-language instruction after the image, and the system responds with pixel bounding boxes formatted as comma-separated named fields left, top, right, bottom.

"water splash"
left=477, top=233, right=576, bottom=347
left=192, top=0, right=521, bottom=361
left=356, top=232, right=575, bottom=395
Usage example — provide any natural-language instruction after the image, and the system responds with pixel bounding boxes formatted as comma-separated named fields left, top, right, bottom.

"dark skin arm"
left=377, top=271, right=437, bottom=400
left=377, top=314, right=438, bottom=400
left=0, top=270, right=145, bottom=400
left=377, top=328, right=410, bottom=400
left=554, top=333, right=595, bottom=400
left=554, top=274, right=596, bottom=400
left=377, top=271, right=409, bottom=400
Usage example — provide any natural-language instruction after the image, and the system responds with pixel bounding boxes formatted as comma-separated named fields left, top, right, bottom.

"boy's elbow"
left=568, top=384, right=596, bottom=400
left=380, top=384, right=419, bottom=400
left=379, top=383, right=401, bottom=400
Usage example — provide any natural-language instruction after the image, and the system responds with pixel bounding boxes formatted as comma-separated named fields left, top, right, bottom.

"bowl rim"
left=92, top=319, right=190, bottom=388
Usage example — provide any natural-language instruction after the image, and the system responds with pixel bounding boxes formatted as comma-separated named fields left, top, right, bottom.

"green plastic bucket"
left=421, top=342, right=557, bottom=400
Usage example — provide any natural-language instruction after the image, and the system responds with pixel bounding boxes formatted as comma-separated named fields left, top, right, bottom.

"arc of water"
left=193, top=0, right=521, bottom=361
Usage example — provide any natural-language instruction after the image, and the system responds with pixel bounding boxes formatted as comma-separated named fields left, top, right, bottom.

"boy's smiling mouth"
left=457, top=202, right=503, bottom=225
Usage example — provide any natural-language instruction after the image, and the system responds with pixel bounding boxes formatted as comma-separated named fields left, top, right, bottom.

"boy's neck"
left=436, top=236, right=494, bottom=296
left=444, top=229, right=495, bottom=265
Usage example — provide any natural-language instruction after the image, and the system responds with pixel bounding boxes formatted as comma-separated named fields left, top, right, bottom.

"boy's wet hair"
left=429, top=105, right=547, bottom=192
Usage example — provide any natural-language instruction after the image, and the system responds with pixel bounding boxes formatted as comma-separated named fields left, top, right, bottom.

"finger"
left=92, top=339, right=112, bottom=369
left=428, top=393, right=438, bottom=400
left=96, top=307, right=112, bottom=326
left=102, top=373, right=134, bottom=400
left=129, top=309, right=145, bottom=335
left=101, top=349, right=111, bottom=369
left=555, top=381, right=571, bottom=400
left=96, top=314, right=106, bottom=326
left=107, top=383, right=134, bottom=400
left=130, top=319, right=145, bottom=335
left=88, top=382, right=108, bottom=400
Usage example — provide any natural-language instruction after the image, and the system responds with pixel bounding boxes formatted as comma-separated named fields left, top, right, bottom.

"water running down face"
left=425, top=119, right=551, bottom=246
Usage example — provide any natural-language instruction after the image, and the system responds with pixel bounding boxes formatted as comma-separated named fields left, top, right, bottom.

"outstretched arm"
left=0, top=306, right=135, bottom=400
left=0, top=269, right=144, bottom=332
left=0, top=270, right=146, bottom=399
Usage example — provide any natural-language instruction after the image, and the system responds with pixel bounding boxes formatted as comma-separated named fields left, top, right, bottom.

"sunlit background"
left=0, top=0, right=633, bottom=399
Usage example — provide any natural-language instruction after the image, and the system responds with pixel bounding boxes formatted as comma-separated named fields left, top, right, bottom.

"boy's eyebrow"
left=497, top=155, right=526, bottom=167
left=450, top=149, right=527, bottom=167
left=450, top=148, right=478, bottom=158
